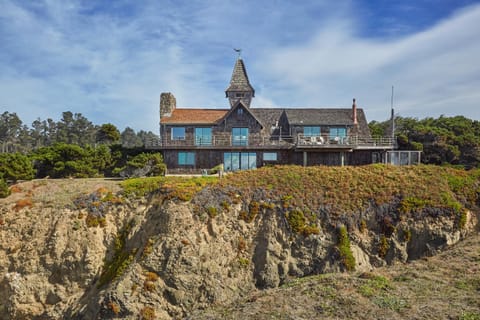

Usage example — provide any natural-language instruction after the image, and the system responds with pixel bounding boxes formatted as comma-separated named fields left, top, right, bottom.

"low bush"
left=140, top=306, right=155, bottom=320
left=0, top=178, right=10, bottom=198
left=337, top=226, right=355, bottom=271
left=378, top=235, right=390, bottom=258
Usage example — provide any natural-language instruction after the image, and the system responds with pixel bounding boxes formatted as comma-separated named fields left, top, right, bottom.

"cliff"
left=0, top=165, right=478, bottom=319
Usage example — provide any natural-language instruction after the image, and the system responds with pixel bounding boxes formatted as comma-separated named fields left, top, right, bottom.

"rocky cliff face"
left=0, top=178, right=478, bottom=319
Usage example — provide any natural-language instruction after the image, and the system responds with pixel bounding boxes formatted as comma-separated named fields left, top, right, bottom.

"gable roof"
left=160, top=109, right=228, bottom=125
left=283, top=108, right=370, bottom=135
left=250, top=107, right=370, bottom=136
left=220, top=101, right=264, bottom=128
left=225, top=58, right=255, bottom=95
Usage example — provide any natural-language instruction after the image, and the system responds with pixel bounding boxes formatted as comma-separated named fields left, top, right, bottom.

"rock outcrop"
left=0, top=178, right=478, bottom=319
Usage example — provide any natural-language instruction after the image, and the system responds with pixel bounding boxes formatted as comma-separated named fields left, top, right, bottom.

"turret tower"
left=225, top=57, right=255, bottom=108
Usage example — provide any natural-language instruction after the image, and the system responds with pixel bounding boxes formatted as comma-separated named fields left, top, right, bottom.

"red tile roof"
left=161, top=109, right=228, bottom=124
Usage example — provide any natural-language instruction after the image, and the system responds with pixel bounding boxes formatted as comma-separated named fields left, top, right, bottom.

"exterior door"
left=224, top=152, right=256, bottom=171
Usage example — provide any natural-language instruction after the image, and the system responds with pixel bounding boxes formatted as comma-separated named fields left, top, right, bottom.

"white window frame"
left=171, top=127, right=185, bottom=140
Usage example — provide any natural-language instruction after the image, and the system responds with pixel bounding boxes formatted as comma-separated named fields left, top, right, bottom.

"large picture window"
left=232, top=127, right=248, bottom=146
left=195, top=128, right=212, bottom=146
left=303, top=126, right=320, bottom=137
left=178, top=152, right=195, bottom=165
left=224, top=152, right=256, bottom=171
left=171, top=127, right=185, bottom=140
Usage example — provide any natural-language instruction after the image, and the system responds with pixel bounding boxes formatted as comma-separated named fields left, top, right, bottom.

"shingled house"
left=157, top=58, right=396, bottom=173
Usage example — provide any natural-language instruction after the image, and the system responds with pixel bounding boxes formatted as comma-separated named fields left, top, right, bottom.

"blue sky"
left=1, top=0, right=480, bottom=133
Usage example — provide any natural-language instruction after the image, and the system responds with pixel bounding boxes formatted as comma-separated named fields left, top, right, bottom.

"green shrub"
left=33, top=143, right=100, bottom=178
left=287, top=209, right=306, bottom=233
left=457, top=210, right=468, bottom=230
left=207, top=206, right=217, bottom=218
left=97, top=220, right=136, bottom=287
left=239, top=201, right=260, bottom=223
left=0, top=178, right=10, bottom=198
left=378, top=235, right=390, bottom=258
left=115, top=152, right=166, bottom=178
left=337, top=226, right=355, bottom=271
left=399, top=197, right=430, bottom=214
left=0, top=153, right=35, bottom=181
left=238, top=257, right=250, bottom=268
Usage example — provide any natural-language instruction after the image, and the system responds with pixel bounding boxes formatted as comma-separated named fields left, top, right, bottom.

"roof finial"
left=234, top=48, right=242, bottom=58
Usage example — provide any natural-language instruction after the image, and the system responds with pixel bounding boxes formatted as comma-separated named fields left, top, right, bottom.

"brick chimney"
left=352, top=98, right=358, bottom=126
left=160, top=92, right=176, bottom=119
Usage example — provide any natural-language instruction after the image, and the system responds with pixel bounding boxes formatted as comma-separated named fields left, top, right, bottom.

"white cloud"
left=261, top=4, right=480, bottom=121
left=1, top=0, right=479, bottom=134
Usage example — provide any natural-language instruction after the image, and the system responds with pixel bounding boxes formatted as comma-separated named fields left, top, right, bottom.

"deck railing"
left=145, top=134, right=394, bottom=149
left=296, top=134, right=394, bottom=147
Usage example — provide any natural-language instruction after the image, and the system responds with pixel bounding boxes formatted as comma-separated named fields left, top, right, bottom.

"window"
left=178, top=152, right=195, bottom=165
left=329, top=127, right=347, bottom=138
left=237, top=108, right=244, bottom=115
left=329, top=127, right=347, bottom=143
left=224, top=152, right=256, bottom=171
left=195, top=128, right=212, bottom=146
left=303, top=126, right=320, bottom=137
left=232, top=127, right=248, bottom=146
left=171, top=127, right=185, bottom=140
left=263, top=152, right=277, bottom=161
left=235, top=93, right=244, bottom=98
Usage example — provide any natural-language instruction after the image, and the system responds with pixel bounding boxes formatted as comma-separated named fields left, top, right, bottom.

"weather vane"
left=234, top=48, right=242, bottom=58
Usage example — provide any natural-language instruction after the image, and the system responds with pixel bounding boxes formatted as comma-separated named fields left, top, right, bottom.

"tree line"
left=369, top=115, right=480, bottom=168
left=0, top=111, right=165, bottom=197
left=0, top=111, right=158, bottom=152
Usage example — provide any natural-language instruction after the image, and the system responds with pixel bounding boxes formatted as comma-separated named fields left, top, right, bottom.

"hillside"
left=0, top=165, right=479, bottom=319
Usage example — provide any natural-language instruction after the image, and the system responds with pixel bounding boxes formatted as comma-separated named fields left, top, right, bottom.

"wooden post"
left=303, top=151, right=307, bottom=167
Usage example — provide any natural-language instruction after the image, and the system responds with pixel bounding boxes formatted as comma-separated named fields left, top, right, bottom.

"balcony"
left=145, top=134, right=394, bottom=150
left=295, top=134, right=394, bottom=150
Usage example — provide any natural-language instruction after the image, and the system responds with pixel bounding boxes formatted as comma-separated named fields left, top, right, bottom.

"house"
left=156, top=57, right=398, bottom=173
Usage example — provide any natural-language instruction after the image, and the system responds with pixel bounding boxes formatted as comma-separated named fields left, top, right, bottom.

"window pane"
left=304, top=126, right=320, bottom=137
left=195, top=128, right=212, bottom=146
left=224, top=153, right=232, bottom=171
left=172, top=127, right=185, bottom=140
left=232, top=127, right=248, bottom=146
left=178, top=152, right=195, bottom=165
left=249, top=153, right=257, bottom=169
left=231, top=153, right=240, bottom=170
left=263, top=152, right=277, bottom=161
left=241, top=153, right=249, bottom=170
left=329, top=127, right=346, bottom=138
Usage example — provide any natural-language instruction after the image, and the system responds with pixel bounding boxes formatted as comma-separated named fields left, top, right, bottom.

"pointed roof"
left=225, top=58, right=255, bottom=95
left=220, top=101, right=264, bottom=128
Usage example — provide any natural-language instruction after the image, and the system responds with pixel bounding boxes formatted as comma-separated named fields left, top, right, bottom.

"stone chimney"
left=352, top=98, right=358, bottom=126
left=160, top=92, right=176, bottom=119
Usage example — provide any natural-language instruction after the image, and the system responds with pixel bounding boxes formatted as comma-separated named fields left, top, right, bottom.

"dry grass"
left=191, top=233, right=480, bottom=319
left=0, top=178, right=122, bottom=209
left=13, top=198, right=33, bottom=211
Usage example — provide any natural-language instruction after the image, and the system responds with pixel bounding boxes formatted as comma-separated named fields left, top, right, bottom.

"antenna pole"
left=391, top=86, right=395, bottom=138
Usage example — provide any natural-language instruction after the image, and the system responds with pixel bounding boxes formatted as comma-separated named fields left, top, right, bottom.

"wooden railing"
left=145, top=134, right=394, bottom=149
left=296, top=134, right=395, bottom=147
left=148, top=135, right=292, bottom=148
